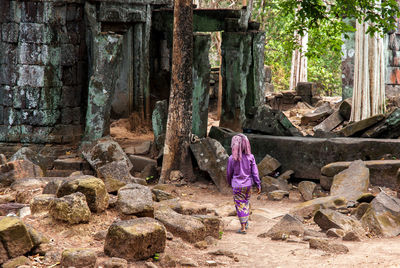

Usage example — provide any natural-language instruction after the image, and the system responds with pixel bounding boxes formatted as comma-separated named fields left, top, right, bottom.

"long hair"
left=231, top=134, right=251, bottom=161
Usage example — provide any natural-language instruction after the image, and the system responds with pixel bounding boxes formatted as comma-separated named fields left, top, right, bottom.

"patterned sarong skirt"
left=233, top=186, right=251, bottom=224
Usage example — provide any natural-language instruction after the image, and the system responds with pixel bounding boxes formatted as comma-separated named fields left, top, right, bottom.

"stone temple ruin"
left=0, top=0, right=265, bottom=144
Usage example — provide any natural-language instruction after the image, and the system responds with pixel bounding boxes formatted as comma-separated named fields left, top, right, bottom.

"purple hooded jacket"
left=226, top=154, right=261, bottom=189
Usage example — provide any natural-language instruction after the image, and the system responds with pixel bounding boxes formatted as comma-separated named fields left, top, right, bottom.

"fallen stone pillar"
left=209, top=126, right=400, bottom=187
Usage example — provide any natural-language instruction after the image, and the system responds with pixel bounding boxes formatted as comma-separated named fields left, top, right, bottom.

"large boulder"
left=0, top=160, right=43, bottom=187
left=264, top=214, right=304, bottom=240
left=322, top=159, right=400, bottom=189
left=117, top=184, right=153, bottom=217
left=82, top=137, right=133, bottom=191
left=257, top=154, right=281, bottom=177
left=314, top=209, right=365, bottom=239
left=190, top=138, right=231, bottom=194
left=361, top=191, right=400, bottom=237
left=0, top=217, right=34, bottom=259
left=49, top=192, right=91, bottom=224
left=56, top=176, right=109, bottom=213
left=260, top=176, right=289, bottom=193
left=244, top=105, right=302, bottom=136
left=61, top=248, right=97, bottom=268
left=155, top=206, right=206, bottom=243
left=10, top=147, right=48, bottom=171
left=330, top=160, right=369, bottom=201
left=104, top=218, right=166, bottom=261
left=290, top=196, right=347, bottom=219
left=30, top=194, right=56, bottom=215
left=298, top=181, right=316, bottom=201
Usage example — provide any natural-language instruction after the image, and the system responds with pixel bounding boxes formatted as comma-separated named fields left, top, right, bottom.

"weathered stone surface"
left=129, top=155, right=157, bottom=172
left=124, top=141, right=151, bottom=155
left=313, top=111, right=344, bottom=133
left=104, top=218, right=166, bottom=261
left=267, top=190, right=289, bottom=201
left=97, top=161, right=134, bottom=193
left=152, top=188, right=174, bottom=202
left=30, top=194, right=56, bottom=214
left=61, top=248, right=97, bottom=268
left=277, top=170, right=294, bottom=181
left=0, top=239, right=8, bottom=265
left=152, top=100, right=168, bottom=150
left=314, top=209, right=365, bottom=238
left=193, top=215, right=222, bottom=239
left=330, top=160, right=369, bottom=201
left=190, top=138, right=230, bottom=194
left=265, top=214, right=304, bottom=240
left=298, top=181, right=316, bottom=201
left=174, top=200, right=210, bottom=215
left=82, top=137, right=133, bottom=171
left=361, top=191, right=400, bottom=237
left=301, top=103, right=333, bottom=125
left=117, top=183, right=153, bottom=217
left=290, top=196, right=347, bottom=219
left=339, top=114, right=385, bottom=137
left=261, top=176, right=289, bottom=193
left=351, top=202, right=370, bottom=220
left=257, top=154, right=280, bottom=177
left=295, top=82, right=315, bottom=104
left=2, top=256, right=31, bottom=268
left=49, top=192, right=91, bottom=224
left=362, top=108, right=400, bottom=138
left=57, top=176, right=109, bottom=212
left=83, top=34, right=123, bottom=140
left=244, top=105, right=302, bottom=136
left=322, top=159, right=400, bottom=188
left=338, top=98, right=352, bottom=121
left=309, top=238, right=349, bottom=254
left=192, top=34, right=211, bottom=138
left=10, top=147, right=48, bottom=171
left=0, top=160, right=43, bottom=186
left=155, top=206, right=206, bottom=243
left=42, top=177, right=66, bottom=195
left=209, top=126, right=400, bottom=184
left=104, top=257, right=128, bottom=268
left=0, top=203, right=28, bottom=216
left=326, top=228, right=345, bottom=238
left=0, top=217, right=34, bottom=258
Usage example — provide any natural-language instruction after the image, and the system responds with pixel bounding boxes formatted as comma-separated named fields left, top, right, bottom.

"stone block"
left=20, top=125, right=33, bottom=143
left=339, top=114, right=385, bottom=137
left=388, top=50, right=400, bottom=67
left=43, top=66, right=62, bottom=87
left=25, top=88, right=40, bottom=109
left=61, top=44, right=77, bottom=66
left=104, top=218, right=166, bottom=261
left=0, top=43, right=18, bottom=65
left=0, top=217, right=34, bottom=258
left=1, top=23, right=19, bottom=43
left=49, top=192, right=91, bottom=224
left=388, top=33, right=400, bottom=51
left=61, top=86, right=81, bottom=107
left=0, top=64, right=17, bottom=85
left=386, top=67, right=400, bottom=85
left=66, top=4, right=83, bottom=22
left=40, top=87, right=61, bottom=110
left=0, top=86, right=13, bottom=107
left=19, top=23, right=45, bottom=43
left=129, top=155, right=157, bottom=172
left=61, top=248, right=96, bottom=268
left=117, top=183, right=153, bottom=217
left=21, top=1, right=44, bottom=23
left=61, top=108, right=73, bottom=124
left=62, top=65, right=77, bottom=86
left=66, top=22, right=80, bottom=44
left=31, top=109, right=60, bottom=126
left=17, top=65, right=45, bottom=87
left=12, top=88, right=25, bottom=109
left=43, top=2, right=66, bottom=25
left=18, top=43, right=48, bottom=65
left=4, top=108, right=20, bottom=126
left=6, top=126, right=21, bottom=142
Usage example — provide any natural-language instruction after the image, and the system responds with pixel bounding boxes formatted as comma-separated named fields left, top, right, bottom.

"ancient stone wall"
left=0, top=0, right=86, bottom=143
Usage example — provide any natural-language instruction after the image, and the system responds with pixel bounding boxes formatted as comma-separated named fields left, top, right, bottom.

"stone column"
left=246, top=31, right=265, bottom=115
left=220, top=32, right=252, bottom=132
left=192, top=33, right=211, bottom=138
left=83, top=34, right=123, bottom=141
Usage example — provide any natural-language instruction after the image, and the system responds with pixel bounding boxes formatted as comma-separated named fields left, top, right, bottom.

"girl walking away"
left=227, top=134, right=261, bottom=234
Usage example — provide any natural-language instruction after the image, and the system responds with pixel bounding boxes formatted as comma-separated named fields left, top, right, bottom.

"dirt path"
left=178, top=184, right=400, bottom=268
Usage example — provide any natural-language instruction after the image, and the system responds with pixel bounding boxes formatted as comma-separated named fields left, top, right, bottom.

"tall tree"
left=160, top=0, right=194, bottom=183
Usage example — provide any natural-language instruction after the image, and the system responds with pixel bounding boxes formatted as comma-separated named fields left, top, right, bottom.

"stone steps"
left=47, top=157, right=94, bottom=177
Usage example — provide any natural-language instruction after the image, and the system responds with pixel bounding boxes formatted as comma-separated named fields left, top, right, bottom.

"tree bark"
left=160, top=0, right=194, bottom=183
left=351, top=19, right=385, bottom=122
left=290, top=31, right=308, bottom=90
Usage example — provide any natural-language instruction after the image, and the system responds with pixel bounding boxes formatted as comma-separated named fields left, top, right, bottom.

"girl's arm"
left=226, top=157, right=234, bottom=187
left=250, top=155, right=261, bottom=189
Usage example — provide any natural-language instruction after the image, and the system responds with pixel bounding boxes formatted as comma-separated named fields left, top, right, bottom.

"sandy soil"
left=21, top=182, right=400, bottom=268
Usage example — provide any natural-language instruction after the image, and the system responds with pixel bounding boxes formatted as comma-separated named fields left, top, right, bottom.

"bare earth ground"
left=22, top=182, right=400, bottom=268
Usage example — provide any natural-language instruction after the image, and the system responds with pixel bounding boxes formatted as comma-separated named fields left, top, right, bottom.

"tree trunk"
left=160, top=0, right=194, bottom=183
left=290, top=31, right=308, bottom=90
left=351, top=19, right=385, bottom=122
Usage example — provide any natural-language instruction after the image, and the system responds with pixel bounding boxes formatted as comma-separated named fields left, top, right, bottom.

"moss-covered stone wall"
left=0, top=0, right=86, bottom=143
